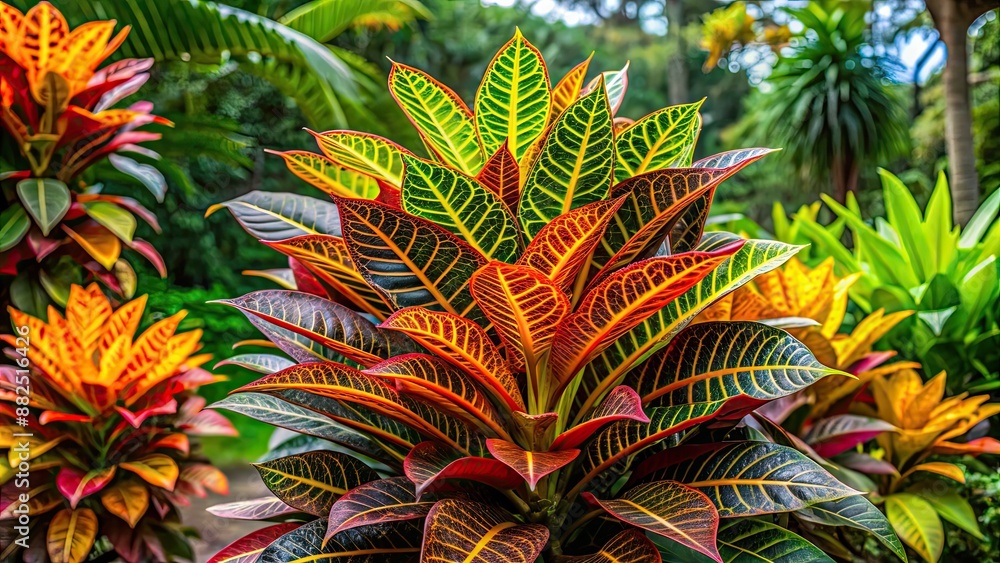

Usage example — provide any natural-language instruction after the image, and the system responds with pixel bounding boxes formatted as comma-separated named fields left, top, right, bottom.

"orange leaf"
left=100, top=480, right=149, bottom=527
left=486, top=439, right=579, bottom=491
left=550, top=54, right=593, bottom=120
left=403, top=442, right=521, bottom=499
left=382, top=308, right=525, bottom=412
left=517, top=198, right=624, bottom=292
left=470, top=261, right=570, bottom=376
left=422, top=499, right=548, bottom=563
left=119, top=454, right=179, bottom=490
left=364, top=353, right=508, bottom=438
left=264, top=235, right=391, bottom=320
left=551, top=386, right=649, bottom=450
left=62, top=222, right=121, bottom=270
left=548, top=245, right=741, bottom=394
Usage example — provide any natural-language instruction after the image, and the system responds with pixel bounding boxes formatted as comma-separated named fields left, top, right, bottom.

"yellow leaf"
left=46, top=508, right=98, bottom=563
left=101, top=480, right=150, bottom=527
left=119, top=454, right=179, bottom=490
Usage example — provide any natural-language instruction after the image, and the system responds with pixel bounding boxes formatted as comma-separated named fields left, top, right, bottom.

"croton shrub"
left=0, top=283, right=235, bottom=563
left=707, top=255, right=1000, bottom=562
left=206, top=31, right=903, bottom=562
left=0, top=2, right=169, bottom=318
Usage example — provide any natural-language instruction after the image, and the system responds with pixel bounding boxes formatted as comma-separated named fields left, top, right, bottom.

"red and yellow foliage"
left=1, top=284, right=234, bottom=563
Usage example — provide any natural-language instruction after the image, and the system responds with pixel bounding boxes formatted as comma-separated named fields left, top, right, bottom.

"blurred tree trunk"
left=832, top=152, right=859, bottom=203
left=924, top=0, right=992, bottom=224
left=666, top=0, right=689, bottom=104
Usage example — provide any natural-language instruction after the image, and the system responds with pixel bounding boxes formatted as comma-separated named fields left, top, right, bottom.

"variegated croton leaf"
left=205, top=28, right=901, bottom=563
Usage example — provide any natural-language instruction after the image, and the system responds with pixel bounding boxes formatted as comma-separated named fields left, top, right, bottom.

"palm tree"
left=735, top=0, right=909, bottom=201
left=10, top=0, right=428, bottom=128
left=922, top=0, right=995, bottom=223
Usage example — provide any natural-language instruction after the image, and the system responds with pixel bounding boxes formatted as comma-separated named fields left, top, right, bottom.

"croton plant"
left=0, top=2, right=169, bottom=318
left=207, top=31, right=901, bottom=562
left=0, top=283, right=235, bottom=563
left=708, top=256, right=1000, bottom=562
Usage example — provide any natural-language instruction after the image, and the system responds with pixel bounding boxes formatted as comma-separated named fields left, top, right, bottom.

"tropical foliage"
left=778, top=170, right=1000, bottom=394
left=710, top=253, right=1000, bottom=562
left=0, top=283, right=235, bottom=563
left=705, top=0, right=910, bottom=202
left=0, top=1, right=169, bottom=318
left=19, top=0, right=430, bottom=130
left=205, top=30, right=900, bottom=562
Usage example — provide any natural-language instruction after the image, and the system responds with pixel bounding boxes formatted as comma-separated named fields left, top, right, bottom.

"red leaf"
left=486, top=439, right=579, bottom=491
left=404, top=442, right=521, bottom=499
left=207, top=523, right=301, bottom=563
left=477, top=142, right=520, bottom=213
left=115, top=397, right=177, bottom=428
left=56, top=466, right=117, bottom=508
left=551, top=386, right=649, bottom=450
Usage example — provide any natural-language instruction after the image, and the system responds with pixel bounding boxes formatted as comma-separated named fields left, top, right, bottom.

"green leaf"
left=474, top=28, right=551, bottom=160
left=921, top=171, right=957, bottom=271
left=279, top=0, right=428, bottom=43
left=59, top=0, right=362, bottom=128
left=0, top=203, right=29, bottom=252
left=253, top=450, right=378, bottom=517
left=210, top=392, right=382, bottom=459
left=400, top=155, right=520, bottom=261
left=259, top=519, right=422, bottom=563
left=614, top=101, right=702, bottom=182
left=885, top=493, right=944, bottom=563
left=795, top=495, right=907, bottom=561
left=389, top=61, right=483, bottom=174
left=16, top=178, right=71, bottom=237
left=638, top=442, right=859, bottom=517
left=879, top=169, right=932, bottom=281
left=627, top=321, right=842, bottom=414
left=310, top=130, right=414, bottom=188
left=338, top=199, right=486, bottom=320
left=519, top=79, right=614, bottom=239
left=206, top=191, right=341, bottom=241
left=959, top=186, right=1000, bottom=249
left=821, top=193, right=921, bottom=290
left=217, top=290, right=420, bottom=367
left=717, top=518, right=834, bottom=563
left=82, top=201, right=136, bottom=242
left=909, top=482, right=984, bottom=541
left=574, top=402, right=725, bottom=491
left=960, top=256, right=998, bottom=329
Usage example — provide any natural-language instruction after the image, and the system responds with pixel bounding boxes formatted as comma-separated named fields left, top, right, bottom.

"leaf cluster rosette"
left=206, top=30, right=899, bottom=563
left=0, top=283, right=236, bottom=563
left=0, top=2, right=170, bottom=314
